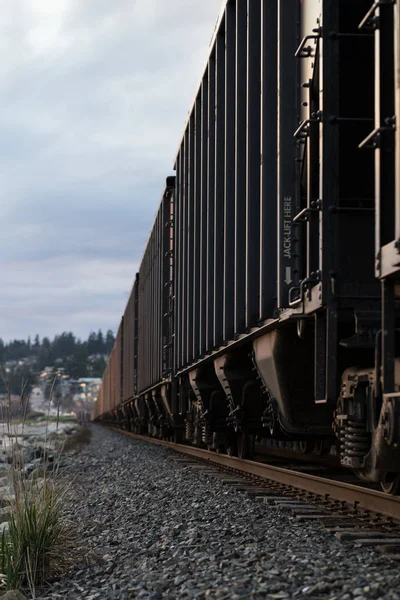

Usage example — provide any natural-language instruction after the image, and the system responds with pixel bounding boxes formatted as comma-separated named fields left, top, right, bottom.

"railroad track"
left=108, top=426, right=400, bottom=561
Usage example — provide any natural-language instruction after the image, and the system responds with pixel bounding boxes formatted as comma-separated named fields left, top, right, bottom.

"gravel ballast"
left=36, top=426, right=400, bottom=600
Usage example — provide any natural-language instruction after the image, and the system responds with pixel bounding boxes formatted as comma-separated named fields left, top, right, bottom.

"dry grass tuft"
left=0, top=365, right=85, bottom=597
left=0, top=477, right=79, bottom=595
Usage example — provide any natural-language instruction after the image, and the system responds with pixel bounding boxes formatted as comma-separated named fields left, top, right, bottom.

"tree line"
left=0, top=330, right=115, bottom=395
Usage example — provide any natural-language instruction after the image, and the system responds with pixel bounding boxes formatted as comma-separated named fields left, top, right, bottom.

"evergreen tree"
left=0, top=365, right=36, bottom=397
left=97, top=330, right=104, bottom=354
left=37, top=337, right=52, bottom=370
left=52, top=332, right=75, bottom=359
left=66, top=343, right=89, bottom=379
left=0, top=328, right=113, bottom=396
left=90, top=355, right=107, bottom=377
left=87, top=332, right=98, bottom=355
left=105, top=330, right=115, bottom=353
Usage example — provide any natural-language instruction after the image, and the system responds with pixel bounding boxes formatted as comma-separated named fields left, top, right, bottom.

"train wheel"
left=225, top=433, right=238, bottom=457
left=313, top=440, right=324, bottom=455
left=226, top=445, right=237, bottom=457
left=207, top=432, right=222, bottom=452
left=313, top=439, right=332, bottom=456
left=299, top=440, right=314, bottom=454
left=173, top=430, right=184, bottom=444
left=380, top=473, right=400, bottom=495
left=237, top=433, right=255, bottom=460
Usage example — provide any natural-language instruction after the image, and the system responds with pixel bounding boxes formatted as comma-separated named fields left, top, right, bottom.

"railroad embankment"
left=0, top=421, right=90, bottom=598
left=23, top=426, right=400, bottom=600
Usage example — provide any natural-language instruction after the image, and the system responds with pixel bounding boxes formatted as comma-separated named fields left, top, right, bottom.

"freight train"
left=93, top=0, right=400, bottom=494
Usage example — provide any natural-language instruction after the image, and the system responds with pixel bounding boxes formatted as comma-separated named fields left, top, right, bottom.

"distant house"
left=73, top=378, right=101, bottom=407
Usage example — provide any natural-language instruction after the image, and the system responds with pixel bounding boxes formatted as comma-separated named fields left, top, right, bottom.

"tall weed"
left=0, top=365, right=80, bottom=597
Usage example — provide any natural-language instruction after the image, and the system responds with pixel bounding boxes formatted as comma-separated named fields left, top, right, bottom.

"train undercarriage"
left=96, top=0, right=400, bottom=500
left=108, top=314, right=400, bottom=496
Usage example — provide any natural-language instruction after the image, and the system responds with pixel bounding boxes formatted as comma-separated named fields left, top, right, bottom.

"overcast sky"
left=0, top=0, right=221, bottom=342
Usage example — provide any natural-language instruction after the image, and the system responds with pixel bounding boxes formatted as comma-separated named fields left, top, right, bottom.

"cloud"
left=0, top=0, right=221, bottom=341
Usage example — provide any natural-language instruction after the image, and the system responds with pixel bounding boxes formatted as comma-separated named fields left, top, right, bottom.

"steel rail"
left=107, top=427, right=400, bottom=520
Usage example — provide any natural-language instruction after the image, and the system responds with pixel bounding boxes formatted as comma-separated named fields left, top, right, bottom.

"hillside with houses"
left=0, top=330, right=114, bottom=418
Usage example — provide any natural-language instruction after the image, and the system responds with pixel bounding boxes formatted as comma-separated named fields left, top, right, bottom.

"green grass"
left=10, top=414, right=78, bottom=425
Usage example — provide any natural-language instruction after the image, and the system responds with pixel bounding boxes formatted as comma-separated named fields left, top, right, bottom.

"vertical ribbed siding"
left=133, top=275, right=139, bottom=396
left=206, top=53, right=216, bottom=352
left=123, top=280, right=137, bottom=403
left=138, top=180, right=175, bottom=393
left=109, top=346, right=117, bottom=411
left=277, top=0, right=299, bottom=308
left=114, top=320, right=123, bottom=408
left=234, top=0, right=247, bottom=336
left=162, top=184, right=174, bottom=375
left=98, top=386, right=103, bottom=419
left=95, top=0, right=281, bottom=406
left=245, top=0, right=262, bottom=328
left=184, top=132, right=190, bottom=365
left=174, top=153, right=182, bottom=373
left=260, top=0, right=278, bottom=320
left=153, top=211, right=157, bottom=384
left=214, top=22, right=226, bottom=348
left=157, top=207, right=162, bottom=381
left=199, top=76, right=209, bottom=357
left=193, top=95, right=202, bottom=359
left=179, top=150, right=185, bottom=369
left=138, top=257, right=144, bottom=392
left=98, top=338, right=117, bottom=417
left=104, top=365, right=108, bottom=414
left=187, top=114, right=195, bottom=364
left=173, top=0, right=277, bottom=372
left=103, top=364, right=109, bottom=414
left=181, top=134, right=188, bottom=366
left=93, top=385, right=102, bottom=419
left=224, top=1, right=236, bottom=342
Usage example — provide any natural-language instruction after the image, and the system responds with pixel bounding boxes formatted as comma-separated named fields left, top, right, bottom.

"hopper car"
left=93, top=0, right=400, bottom=494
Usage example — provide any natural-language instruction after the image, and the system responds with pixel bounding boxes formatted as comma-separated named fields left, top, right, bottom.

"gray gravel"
left=36, top=426, right=400, bottom=600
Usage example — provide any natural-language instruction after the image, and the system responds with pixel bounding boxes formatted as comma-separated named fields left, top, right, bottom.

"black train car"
left=121, top=275, right=139, bottom=429
left=174, top=0, right=277, bottom=366
left=95, top=0, right=400, bottom=494
left=135, top=179, right=175, bottom=436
